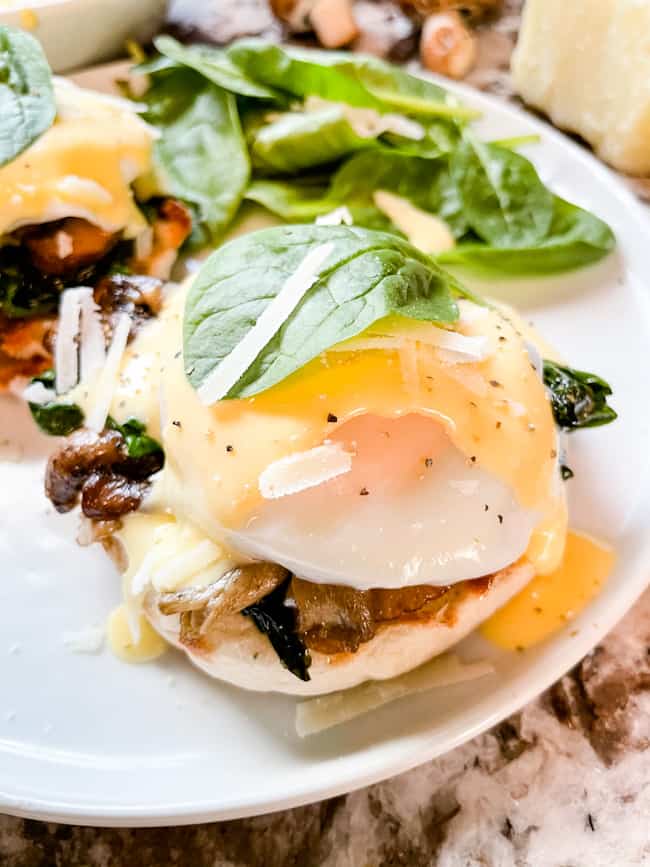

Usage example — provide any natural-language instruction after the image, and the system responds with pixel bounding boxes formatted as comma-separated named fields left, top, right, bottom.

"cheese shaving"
left=55, top=288, right=84, bottom=394
left=373, top=190, right=455, bottom=254
left=345, top=107, right=425, bottom=141
left=315, top=206, right=353, bottom=226
left=295, top=654, right=494, bottom=737
left=399, top=338, right=420, bottom=399
left=457, top=299, right=489, bottom=325
left=151, top=539, right=223, bottom=591
left=303, top=97, right=425, bottom=141
left=329, top=335, right=405, bottom=353
left=62, top=625, right=105, bottom=655
left=85, top=313, right=130, bottom=432
left=197, top=242, right=334, bottom=406
left=393, top=323, right=490, bottom=362
left=259, top=442, right=353, bottom=500
left=78, top=288, right=106, bottom=384
left=21, top=381, right=55, bottom=405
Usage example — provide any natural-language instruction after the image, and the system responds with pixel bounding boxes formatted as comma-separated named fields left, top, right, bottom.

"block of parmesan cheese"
left=511, top=0, right=650, bottom=175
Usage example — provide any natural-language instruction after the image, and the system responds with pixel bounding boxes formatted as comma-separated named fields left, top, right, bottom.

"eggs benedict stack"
left=41, top=223, right=616, bottom=696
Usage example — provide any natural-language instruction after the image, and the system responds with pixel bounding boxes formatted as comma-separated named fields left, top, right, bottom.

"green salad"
left=137, top=35, right=615, bottom=276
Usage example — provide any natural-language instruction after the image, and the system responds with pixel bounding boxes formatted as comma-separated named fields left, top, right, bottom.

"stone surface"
left=2, top=3, right=650, bottom=864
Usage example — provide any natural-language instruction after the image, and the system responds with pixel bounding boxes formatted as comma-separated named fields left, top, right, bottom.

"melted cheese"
left=94, top=280, right=567, bottom=588
left=0, top=79, right=154, bottom=239
left=480, top=531, right=615, bottom=650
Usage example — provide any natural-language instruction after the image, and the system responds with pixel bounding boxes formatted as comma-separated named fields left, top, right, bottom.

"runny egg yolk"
left=0, top=79, right=153, bottom=239
left=101, top=279, right=568, bottom=592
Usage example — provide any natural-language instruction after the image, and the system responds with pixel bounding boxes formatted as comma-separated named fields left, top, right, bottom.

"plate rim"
left=2, top=70, right=650, bottom=828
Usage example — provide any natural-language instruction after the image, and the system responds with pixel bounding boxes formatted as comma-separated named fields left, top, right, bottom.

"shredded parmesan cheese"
left=329, top=335, right=405, bottom=353
left=345, top=107, right=425, bottom=140
left=85, top=313, right=130, bottom=432
left=78, top=288, right=106, bottom=384
left=21, top=381, right=55, bottom=405
left=399, top=339, right=420, bottom=399
left=373, top=190, right=455, bottom=254
left=315, top=206, right=353, bottom=226
left=259, top=442, right=353, bottom=499
left=457, top=299, right=489, bottom=325
left=295, top=654, right=494, bottom=737
left=55, top=288, right=84, bottom=394
left=151, top=539, right=223, bottom=591
left=197, top=243, right=334, bottom=405
left=62, top=625, right=105, bottom=654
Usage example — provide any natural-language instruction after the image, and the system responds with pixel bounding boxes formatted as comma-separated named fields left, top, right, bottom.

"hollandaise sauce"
left=481, top=531, right=615, bottom=650
left=107, top=605, right=167, bottom=664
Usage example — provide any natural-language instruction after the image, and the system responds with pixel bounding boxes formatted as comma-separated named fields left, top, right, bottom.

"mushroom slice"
left=158, top=561, right=289, bottom=638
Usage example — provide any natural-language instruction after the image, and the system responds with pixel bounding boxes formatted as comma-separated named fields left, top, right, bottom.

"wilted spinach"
left=28, top=371, right=84, bottom=437
left=106, top=416, right=164, bottom=460
left=243, top=579, right=311, bottom=681
left=543, top=360, right=617, bottom=430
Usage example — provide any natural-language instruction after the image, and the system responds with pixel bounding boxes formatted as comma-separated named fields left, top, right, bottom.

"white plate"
left=1, top=75, right=650, bottom=827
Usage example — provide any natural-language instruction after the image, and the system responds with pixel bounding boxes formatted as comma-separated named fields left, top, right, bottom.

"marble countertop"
left=2, top=3, right=649, bottom=865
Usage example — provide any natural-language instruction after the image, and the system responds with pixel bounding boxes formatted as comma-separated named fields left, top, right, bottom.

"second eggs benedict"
left=0, top=25, right=191, bottom=390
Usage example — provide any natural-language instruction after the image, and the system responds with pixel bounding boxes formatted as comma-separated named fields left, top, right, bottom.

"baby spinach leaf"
left=243, top=579, right=311, bottom=682
left=248, top=106, right=375, bottom=174
left=543, top=361, right=617, bottom=431
left=141, top=67, right=250, bottom=243
left=450, top=137, right=554, bottom=248
left=438, top=197, right=616, bottom=275
left=184, top=224, right=462, bottom=398
left=246, top=151, right=466, bottom=235
left=245, top=178, right=337, bottom=220
left=153, top=35, right=283, bottom=100
left=330, top=150, right=467, bottom=236
left=0, top=25, right=56, bottom=168
left=227, top=40, right=473, bottom=119
left=106, top=416, right=164, bottom=460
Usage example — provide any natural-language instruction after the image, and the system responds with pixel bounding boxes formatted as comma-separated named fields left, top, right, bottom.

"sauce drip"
left=481, top=531, right=615, bottom=650
left=107, top=605, right=167, bottom=664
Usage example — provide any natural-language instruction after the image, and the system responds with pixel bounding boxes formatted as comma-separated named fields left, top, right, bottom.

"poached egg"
left=93, top=275, right=567, bottom=596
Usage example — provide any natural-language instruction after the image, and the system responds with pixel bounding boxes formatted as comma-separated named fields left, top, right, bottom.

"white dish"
left=1, top=73, right=650, bottom=827
left=0, top=0, right=165, bottom=72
